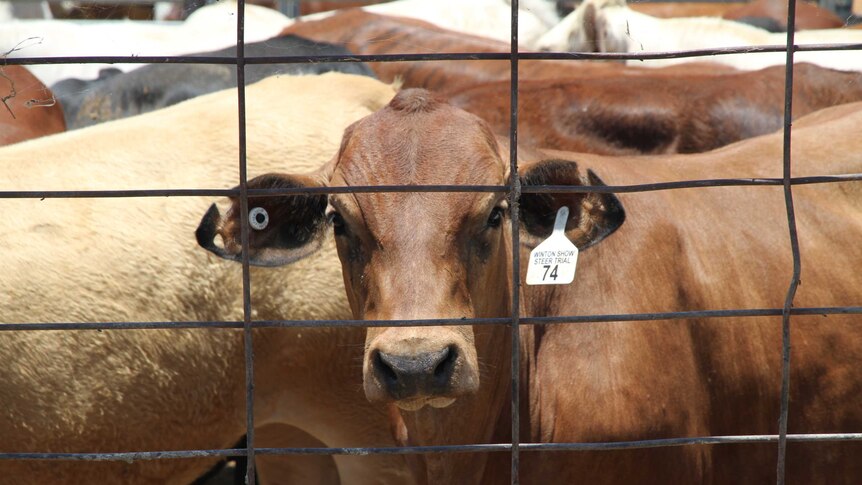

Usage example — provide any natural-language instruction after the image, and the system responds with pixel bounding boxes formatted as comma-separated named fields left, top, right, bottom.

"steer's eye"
left=249, top=207, right=269, bottom=230
left=486, top=207, right=504, bottom=229
left=328, top=211, right=346, bottom=236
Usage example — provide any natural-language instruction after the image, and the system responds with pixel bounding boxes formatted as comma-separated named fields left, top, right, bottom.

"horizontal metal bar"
left=258, top=443, right=510, bottom=456
left=3, top=174, right=859, bottom=200
left=520, top=433, right=862, bottom=452
left=0, top=318, right=509, bottom=331
left=246, top=185, right=507, bottom=195
left=0, top=0, right=775, bottom=4
left=3, top=306, right=860, bottom=332
left=259, top=433, right=862, bottom=455
left=0, top=321, right=246, bottom=331
left=5, top=0, right=371, bottom=4
left=3, top=42, right=861, bottom=68
left=0, top=188, right=237, bottom=199
left=521, top=43, right=862, bottom=62
left=4, top=433, right=861, bottom=462
left=9, top=0, right=183, bottom=4
left=2, top=53, right=511, bottom=67
left=258, top=432, right=862, bottom=454
left=0, top=186, right=505, bottom=200
left=522, top=306, right=862, bottom=325
left=520, top=174, right=862, bottom=194
left=0, top=449, right=245, bottom=462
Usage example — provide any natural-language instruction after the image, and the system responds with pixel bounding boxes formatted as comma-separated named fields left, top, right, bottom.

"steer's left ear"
left=519, top=159, right=625, bottom=249
left=195, top=173, right=329, bottom=267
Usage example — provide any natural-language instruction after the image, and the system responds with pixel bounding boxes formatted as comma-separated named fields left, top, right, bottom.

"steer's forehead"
left=334, top=89, right=506, bottom=187
left=330, top=90, right=506, bottom=242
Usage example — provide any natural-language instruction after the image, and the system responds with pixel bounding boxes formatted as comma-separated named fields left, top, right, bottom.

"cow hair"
left=389, top=88, right=442, bottom=114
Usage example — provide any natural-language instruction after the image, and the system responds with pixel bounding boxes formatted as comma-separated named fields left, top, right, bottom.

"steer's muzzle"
left=374, top=346, right=457, bottom=400
left=364, top=330, right=479, bottom=410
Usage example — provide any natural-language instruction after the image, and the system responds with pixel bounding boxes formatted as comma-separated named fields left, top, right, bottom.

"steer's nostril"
left=374, top=347, right=461, bottom=400
left=433, top=346, right=457, bottom=380
left=374, top=351, right=399, bottom=385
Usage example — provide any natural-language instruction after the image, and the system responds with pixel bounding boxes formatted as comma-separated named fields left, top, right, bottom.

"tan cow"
left=205, top=91, right=862, bottom=483
left=0, top=72, right=415, bottom=484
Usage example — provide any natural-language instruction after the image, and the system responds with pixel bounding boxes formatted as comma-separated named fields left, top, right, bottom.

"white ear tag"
left=526, top=206, right=579, bottom=285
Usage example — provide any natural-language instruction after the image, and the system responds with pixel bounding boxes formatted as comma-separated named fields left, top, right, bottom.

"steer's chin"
left=395, top=396, right=457, bottom=412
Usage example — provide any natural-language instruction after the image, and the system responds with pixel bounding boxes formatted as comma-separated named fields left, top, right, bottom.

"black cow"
left=52, top=34, right=375, bottom=129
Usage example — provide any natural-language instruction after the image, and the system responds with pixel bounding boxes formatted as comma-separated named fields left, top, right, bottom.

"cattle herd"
left=2, top=0, right=862, bottom=484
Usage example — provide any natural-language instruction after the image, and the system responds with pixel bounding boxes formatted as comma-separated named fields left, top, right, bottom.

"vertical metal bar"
left=776, top=0, right=800, bottom=484
left=279, top=0, right=300, bottom=18
left=508, top=1, right=521, bottom=484
left=235, top=0, right=257, bottom=483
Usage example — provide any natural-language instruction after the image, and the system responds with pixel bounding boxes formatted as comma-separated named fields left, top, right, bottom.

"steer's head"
left=197, top=89, right=624, bottom=410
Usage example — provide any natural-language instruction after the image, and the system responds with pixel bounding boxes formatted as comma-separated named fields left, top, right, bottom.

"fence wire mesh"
left=1, top=0, right=862, bottom=484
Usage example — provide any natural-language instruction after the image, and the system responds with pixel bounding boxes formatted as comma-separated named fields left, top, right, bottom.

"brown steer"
left=450, top=63, right=862, bottom=155
left=723, top=0, right=845, bottom=31
left=199, top=92, right=862, bottom=483
left=0, top=65, right=66, bottom=146
left=281, top=9, right=738, bottom=94
left=199, top=88, right=624, bottom=482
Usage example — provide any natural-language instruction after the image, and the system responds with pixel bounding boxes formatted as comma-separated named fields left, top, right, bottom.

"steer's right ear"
left=195, top=173, right=329, bottom=267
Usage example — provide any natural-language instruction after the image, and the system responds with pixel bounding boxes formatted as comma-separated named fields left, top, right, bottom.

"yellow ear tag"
left=525, top=206, right=579, bottom=285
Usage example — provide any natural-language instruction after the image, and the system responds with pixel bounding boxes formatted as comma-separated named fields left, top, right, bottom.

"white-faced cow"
left=202, top=90, right=862, bottom=484
left=537, top=0, right=862, bottom=72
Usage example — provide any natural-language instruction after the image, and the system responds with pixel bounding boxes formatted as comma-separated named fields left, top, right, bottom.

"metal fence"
left=2, top=1, right=862, bottom=484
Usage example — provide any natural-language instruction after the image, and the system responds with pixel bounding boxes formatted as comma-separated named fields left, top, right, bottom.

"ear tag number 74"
left=525, top=206, right=579, bottom=285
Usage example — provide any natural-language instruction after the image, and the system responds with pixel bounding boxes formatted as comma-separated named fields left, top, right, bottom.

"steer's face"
left=328, top=91, right=510, bottom=409
left=197, top=89, right=625, bottom=412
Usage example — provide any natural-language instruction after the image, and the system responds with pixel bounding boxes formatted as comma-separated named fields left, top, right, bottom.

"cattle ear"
left=595, top=8, right=628, bottom=53
left=195, top=173, right=329, bottom=267
left=519, top=159, right=625, bottom=249
left=582, top=3, right=599, bottom=51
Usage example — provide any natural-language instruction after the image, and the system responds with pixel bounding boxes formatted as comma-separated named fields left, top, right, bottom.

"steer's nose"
left=373, top=346, right=458, bottom=400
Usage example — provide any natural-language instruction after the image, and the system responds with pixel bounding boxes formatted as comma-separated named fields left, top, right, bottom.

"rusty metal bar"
left=4, top=432, right=862, bottom=462
left=776, top=0, right=800, bottom=482
left=3, top=42, right=861, bottom=68
left=2, top=174, right=861, bottom=200
left=508, top=1, right=522, bottom=482
left=3, top=306, right=862, bottom=332
left=234, top=0, right=258, bottom=482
